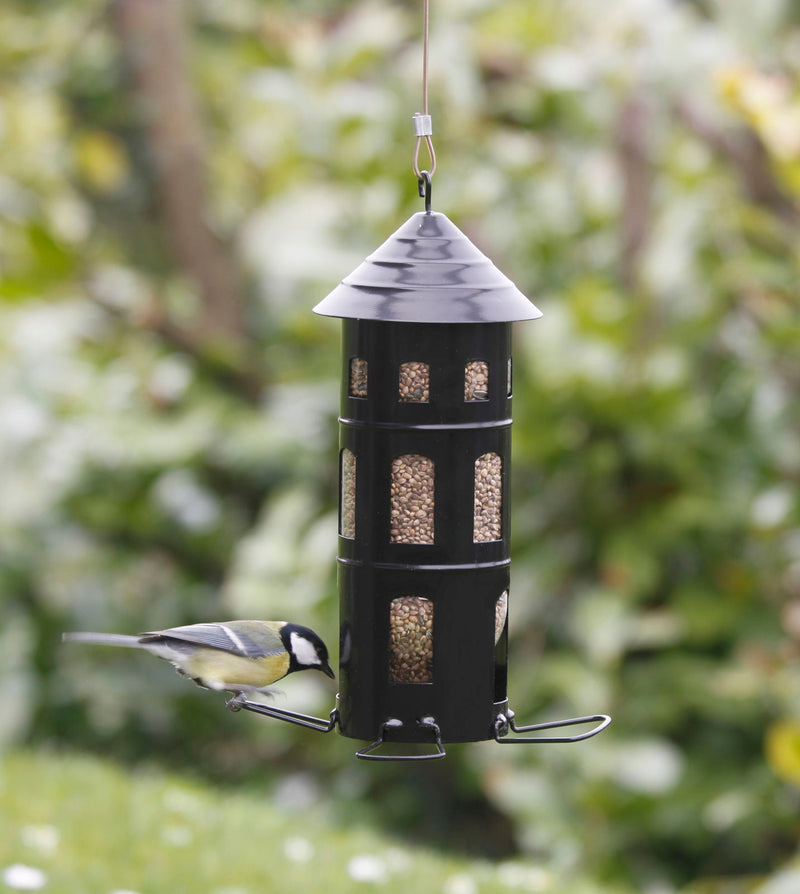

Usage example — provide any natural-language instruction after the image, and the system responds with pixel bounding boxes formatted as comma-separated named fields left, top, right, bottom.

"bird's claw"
left=226, top=692, right=247, bottom=712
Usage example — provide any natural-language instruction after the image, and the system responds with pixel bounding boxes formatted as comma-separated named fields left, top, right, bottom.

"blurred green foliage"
left=1, top=0, right=800, bottom=891
left=4, top=749, right=546, bottom=894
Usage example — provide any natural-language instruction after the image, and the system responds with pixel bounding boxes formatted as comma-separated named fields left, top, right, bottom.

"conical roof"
left=313, top=211, right=541, bottom=323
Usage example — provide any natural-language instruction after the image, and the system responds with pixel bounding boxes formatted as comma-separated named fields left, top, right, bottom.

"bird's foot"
left=226, top=692, right=248, bottom=712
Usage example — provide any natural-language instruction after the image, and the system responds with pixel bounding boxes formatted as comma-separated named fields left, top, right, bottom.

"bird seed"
left=465, top=360, right=489, bottom=401
left=474, top=452, right=502, bottom=542
left=398, top=361, right=430, bottom=402
left=340, top=448, right=356, bottom=539
left=495, top=590, right=508, bottom=644
left=350, top=357, right=368, bottom=398
left=390, top=454, right=435, bottom=543
left=389, top=596, right=433, bottom=683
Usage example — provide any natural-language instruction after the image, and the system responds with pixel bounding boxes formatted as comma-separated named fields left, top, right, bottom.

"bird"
left=62, top=620, right=335, bottom=701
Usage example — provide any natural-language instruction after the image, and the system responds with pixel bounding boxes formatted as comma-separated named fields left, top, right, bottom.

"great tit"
left=62, top=620, right=335, bottom=697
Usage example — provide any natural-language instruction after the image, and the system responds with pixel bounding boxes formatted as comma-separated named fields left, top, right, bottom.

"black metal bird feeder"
left=230, top=0, right=609, bottom=759
left=232, top=192, right=610, bottom=759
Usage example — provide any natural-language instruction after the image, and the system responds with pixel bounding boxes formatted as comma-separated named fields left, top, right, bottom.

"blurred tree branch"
left=87, top=282, right=265, bottom=404
left=617, top=93, right=653, bottom=291
left=111, top=0, right=254, bottom=353
left=674, top=97, right=799, bottom=226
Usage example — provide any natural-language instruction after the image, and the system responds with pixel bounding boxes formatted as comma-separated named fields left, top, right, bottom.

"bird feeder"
left=230, top=0, right=609, bottom=759
left=232, top=183, right=610, bottom=759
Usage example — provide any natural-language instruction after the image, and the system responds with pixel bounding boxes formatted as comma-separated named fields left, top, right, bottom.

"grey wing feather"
left=141, top=623, right=283, bottom=659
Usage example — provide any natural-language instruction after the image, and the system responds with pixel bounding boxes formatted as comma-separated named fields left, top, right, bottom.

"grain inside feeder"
left=474, top=452, right=502, bottom=542
left=399, top=361, right=430, bottom=402
left=391, top=454, right=435, bottom=543
left=350, top=357, right=368, bottom=398
left=495, top=590, right=508, bottom=644
left=465, top=360, right=489, bottom=401
left=340, top=448, right=356, bottom=539
left=389, top=596, right=434, bottom=684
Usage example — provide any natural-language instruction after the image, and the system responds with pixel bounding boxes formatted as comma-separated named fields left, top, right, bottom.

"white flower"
left=347, top=855, right=388, bottom=884
left=2, top=864, right=47, bottom=891
left=283, top=837, right=314, bottom=863
left=444, top=874, right=478, bottom=894
left=20, top=826, right=59, bottom=856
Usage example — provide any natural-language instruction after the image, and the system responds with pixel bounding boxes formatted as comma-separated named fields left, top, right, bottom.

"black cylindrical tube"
left=336, top=320, right=513, bottom=743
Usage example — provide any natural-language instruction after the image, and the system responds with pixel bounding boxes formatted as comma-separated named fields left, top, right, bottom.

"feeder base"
left=228, top=695, right=610, bottom=761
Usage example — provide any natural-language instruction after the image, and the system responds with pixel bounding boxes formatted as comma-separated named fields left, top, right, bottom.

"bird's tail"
left=62, top=632, right=144, bottom=648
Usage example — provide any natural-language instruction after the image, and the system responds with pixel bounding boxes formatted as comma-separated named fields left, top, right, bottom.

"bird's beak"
left=321, top=661, right=336, bottom=679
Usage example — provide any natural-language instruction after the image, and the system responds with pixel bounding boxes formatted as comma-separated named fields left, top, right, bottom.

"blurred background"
left=1, top=0, right=800, bottom=891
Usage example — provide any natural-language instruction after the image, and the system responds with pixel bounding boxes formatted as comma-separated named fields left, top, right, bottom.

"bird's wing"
left=141, top=622, right=284, bottom=660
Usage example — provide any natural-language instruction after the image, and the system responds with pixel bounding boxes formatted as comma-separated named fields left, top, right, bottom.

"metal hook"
left=417, top=170, right=432, bottom=213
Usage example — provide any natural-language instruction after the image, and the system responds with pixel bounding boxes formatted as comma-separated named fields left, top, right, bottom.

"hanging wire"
left=412, top=0, right=437, bottom=183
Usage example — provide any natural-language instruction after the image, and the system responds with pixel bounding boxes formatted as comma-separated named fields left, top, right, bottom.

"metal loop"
left=417, top=170, right=432, bottom=212
left=412, top=135, right=437, bottom=181
left=356, top=716, right=446, bottom=761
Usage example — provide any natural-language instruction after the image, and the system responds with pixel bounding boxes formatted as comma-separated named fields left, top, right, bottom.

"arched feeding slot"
left=340, top=448, right=356, bottom=539
left=350, top=357, right=368, bottom=397
left=474, top=452, right=503, bottom=542
left=507, top=358, right=512, bottom=397
left=389, top=596, right=433, bottom=683
left=399, top=361, right=430, bottom=402
left=391, top=454, right=435, bottom=543
left=495, top=590, right=508, bottom=645
left=465, top=360, right=489, bottom=401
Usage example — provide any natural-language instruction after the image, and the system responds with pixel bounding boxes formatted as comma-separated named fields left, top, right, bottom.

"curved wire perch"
left=494, top=708, right=611, bottom=745
left=227, top=694, right=340, bottom=734
left=356, top=716, right=446, bottom=761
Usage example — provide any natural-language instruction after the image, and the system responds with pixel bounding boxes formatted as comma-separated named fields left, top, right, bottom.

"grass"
left=0, top=749, right=565, bottom=894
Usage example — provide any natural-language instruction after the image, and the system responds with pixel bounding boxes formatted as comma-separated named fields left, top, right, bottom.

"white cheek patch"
left=290, top=632, right=322, bottom=667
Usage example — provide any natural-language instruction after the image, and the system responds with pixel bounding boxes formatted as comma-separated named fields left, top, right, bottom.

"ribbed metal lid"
left=313, top=211, right=542, bottom=323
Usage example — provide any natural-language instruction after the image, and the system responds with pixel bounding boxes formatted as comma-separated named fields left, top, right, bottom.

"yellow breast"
left=180, top=649, right=290, bottom=690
